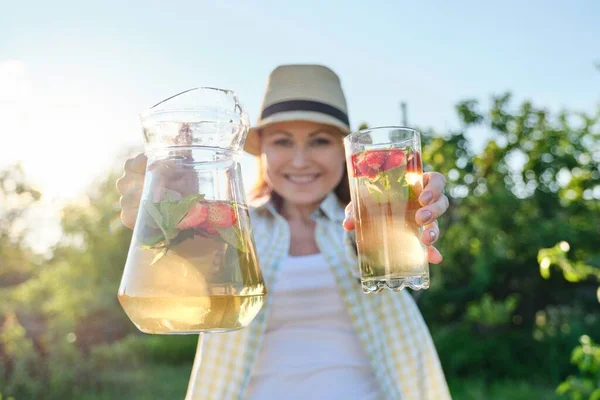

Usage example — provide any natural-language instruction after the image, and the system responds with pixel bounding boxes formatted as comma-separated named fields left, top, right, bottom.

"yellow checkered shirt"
left=186, top=193, right=451, bottom=400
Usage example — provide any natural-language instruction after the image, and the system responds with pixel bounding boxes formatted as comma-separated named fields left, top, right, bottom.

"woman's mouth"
left=284, top=174, right=320, bottom=184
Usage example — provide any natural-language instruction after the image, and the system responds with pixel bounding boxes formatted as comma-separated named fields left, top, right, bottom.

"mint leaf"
left=139, top=232, right=166, bottom=248
left=141, top=206, right=159, bottom=230
left=363, top=165, right=409, bottom=204
left=224, top=245, right=243, bottom=283
left=144, top=201, right=170, bottom=245
left=365, top=179, right=383, bottom=193
left=216, top=226, right=247, bottom=252
left=158, top=193, right=205, bottom=233
left=169, top=228, right=196, bottom=247
left=140, top=193, right=205, bottom=254
left=151, top=248, right=168, bottom=266
left=364, top=178, right=387, bottom=203
left=145, top=201, right=163, bottom=226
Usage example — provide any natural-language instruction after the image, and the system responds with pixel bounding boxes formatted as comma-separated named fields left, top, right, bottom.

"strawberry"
left=363, top=150, right=388, bottom=171
left=176, top=203, right=208, bottom=230
left=406, top=151, right=422, bottom=174
left=351, top=153, right=372, bottom=178
left=351, top=153, right=364, bottom=177
left=382, top=149, right=406, bottom=171
left=357, top=160, right=376, bottom=177
left=352, top=150, right=389, bottom=178
left=196, top=221, right=218, bottom=235
left=207, top=202, right=237, bottom=228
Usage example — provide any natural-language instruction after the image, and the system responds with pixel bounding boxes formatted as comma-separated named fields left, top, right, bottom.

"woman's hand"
left=116, top=152, right=201, bottom=230
left=115, top=153, right=147, bottom=229
left=342, top=172, right=449, bottom=264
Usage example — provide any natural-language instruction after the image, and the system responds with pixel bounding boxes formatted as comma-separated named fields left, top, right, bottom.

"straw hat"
left=244, top=64, right=351, bottom=155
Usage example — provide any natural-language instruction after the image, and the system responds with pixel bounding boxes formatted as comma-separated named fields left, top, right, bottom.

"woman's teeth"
left=286, top=174, right=318, bottom=183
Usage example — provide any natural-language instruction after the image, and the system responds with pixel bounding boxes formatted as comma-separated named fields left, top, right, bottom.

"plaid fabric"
left=185, top=193, right=451, bottom=400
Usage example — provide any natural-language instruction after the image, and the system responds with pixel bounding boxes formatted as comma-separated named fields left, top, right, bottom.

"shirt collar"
left=249, top=191, right=346, bottom=223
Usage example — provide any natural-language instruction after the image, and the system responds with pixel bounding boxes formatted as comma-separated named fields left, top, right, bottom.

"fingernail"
left=420, top=191, right=433, bottom=205
left=429, top=230, right=436, bottom=242
left=417, top=210, right=432, bottom=224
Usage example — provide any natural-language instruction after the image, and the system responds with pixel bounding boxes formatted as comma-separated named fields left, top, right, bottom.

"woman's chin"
left=278, top=190, right=329, bottom=207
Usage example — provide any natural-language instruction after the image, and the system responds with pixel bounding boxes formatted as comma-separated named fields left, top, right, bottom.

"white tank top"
left=246, top=253, right=382, bottom=400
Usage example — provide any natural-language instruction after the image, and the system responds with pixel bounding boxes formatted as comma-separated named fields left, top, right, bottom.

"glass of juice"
left=344, top=126, right=429, bottom=293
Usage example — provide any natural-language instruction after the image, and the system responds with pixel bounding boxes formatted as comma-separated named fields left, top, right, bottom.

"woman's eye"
left=311, top=138, right=331, bottom=146
left=273, top=138, right=293, bottom=147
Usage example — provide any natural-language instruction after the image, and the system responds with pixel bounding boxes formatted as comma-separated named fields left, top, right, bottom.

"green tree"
left=0, top=163, right=40, bottom=288
left=0, top=165, right=139, bottom=398
left=0, top=164, right=42, bottom=397
left=419, top=94, right=600, bottom=381
left=1, top=160, right=197, bottom=399
left=539, top=241, right=600, bottom=398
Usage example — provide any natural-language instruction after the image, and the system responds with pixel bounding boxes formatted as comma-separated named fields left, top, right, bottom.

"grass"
left=79, top=364, right=192, bottom=400
left=80, top=363, right=562, bottom=400
left=450, top=378, right=562, bottom=400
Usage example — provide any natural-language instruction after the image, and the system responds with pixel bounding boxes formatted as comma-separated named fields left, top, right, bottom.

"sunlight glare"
left=405, top=172, right=421, bottom=185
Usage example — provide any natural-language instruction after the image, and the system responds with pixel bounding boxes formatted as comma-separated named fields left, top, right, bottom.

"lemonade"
left=349, top=146, right=429, bottom=292
left=118, top=197, right=265, bottom=334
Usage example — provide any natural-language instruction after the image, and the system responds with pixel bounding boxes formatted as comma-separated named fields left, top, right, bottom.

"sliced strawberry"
left=207, top=202, right=237, bottom=228
left=351, top=153, right=364, bottom=177
left=357, top=159, right=375, bottom=177
left=363, top=150, right=388, bottom=171
left=406, top=151, right=422, bottom=174
left=176, top=203, right=209, bottom=230
left=196, top=221, right=218, bottom=235
left=351, top=152, right=372, bottom=178
left=382, top=149, right=406, bottom=171
left=364, top=168, right=379, bottom=179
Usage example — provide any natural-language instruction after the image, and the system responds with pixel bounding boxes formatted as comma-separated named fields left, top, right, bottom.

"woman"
left=117, top=65, right=451, bottom=399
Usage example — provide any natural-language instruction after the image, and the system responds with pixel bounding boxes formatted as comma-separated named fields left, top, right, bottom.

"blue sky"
left=1, top=0, right=599, bottom=248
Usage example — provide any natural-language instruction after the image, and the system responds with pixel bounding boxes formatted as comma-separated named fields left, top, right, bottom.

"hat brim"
left=243, top=110, right=351, bottom=156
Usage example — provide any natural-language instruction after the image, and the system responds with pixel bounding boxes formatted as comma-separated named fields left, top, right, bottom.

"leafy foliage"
left=556, top=335, right=600, bottom=400
left=418, top=93, right=600, bottom=381
left=539, top=243, right=600, bottom=397
left=0, top=166, right=197, bottom=398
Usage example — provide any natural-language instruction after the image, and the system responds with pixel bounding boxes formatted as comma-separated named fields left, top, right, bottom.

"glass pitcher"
left=118, top=87, right=266, bottom=335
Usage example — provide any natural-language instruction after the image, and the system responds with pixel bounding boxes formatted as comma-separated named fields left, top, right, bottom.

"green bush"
left=449, top=379, right=559, bottom=400
left=555, top=335, right=600, bottom=399
left=90, top=333, right=199, bottom=368
left=0, top=313, right=42, bottom=399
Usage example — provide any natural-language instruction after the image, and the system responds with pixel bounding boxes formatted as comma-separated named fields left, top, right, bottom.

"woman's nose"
left=290, top=147, right=309, bottom=167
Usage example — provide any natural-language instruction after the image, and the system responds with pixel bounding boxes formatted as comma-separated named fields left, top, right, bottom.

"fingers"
left=420, top=220, right=439, bottom=246
left=415, top=194, right=449, bottom=225
left=119, top=186, right=143, bottom=209
left=342, top=201, right=444, bottom=264
left=117, top=154, right=146, bottom=230
left=116, top=173, right=144, bottom=196
left=117, top=154, right=147, bottom=195
left=119, top=183, right=143, bottom=229
left=125, top=153, right=148, bottom=174
left=120, top=207, right=139, bottom=230
left=419, top=172, right=447, bottom=264
left=427, top=246, right=443, bottom=264
left=419, top=172, right=446, bottom=206
left=343, top=203, right=355, bottom=231
left=148, top=159, right=200, bottom=199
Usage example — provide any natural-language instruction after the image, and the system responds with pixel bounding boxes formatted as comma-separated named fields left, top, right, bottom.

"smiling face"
left=259, top=120, right=346, bottom=207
